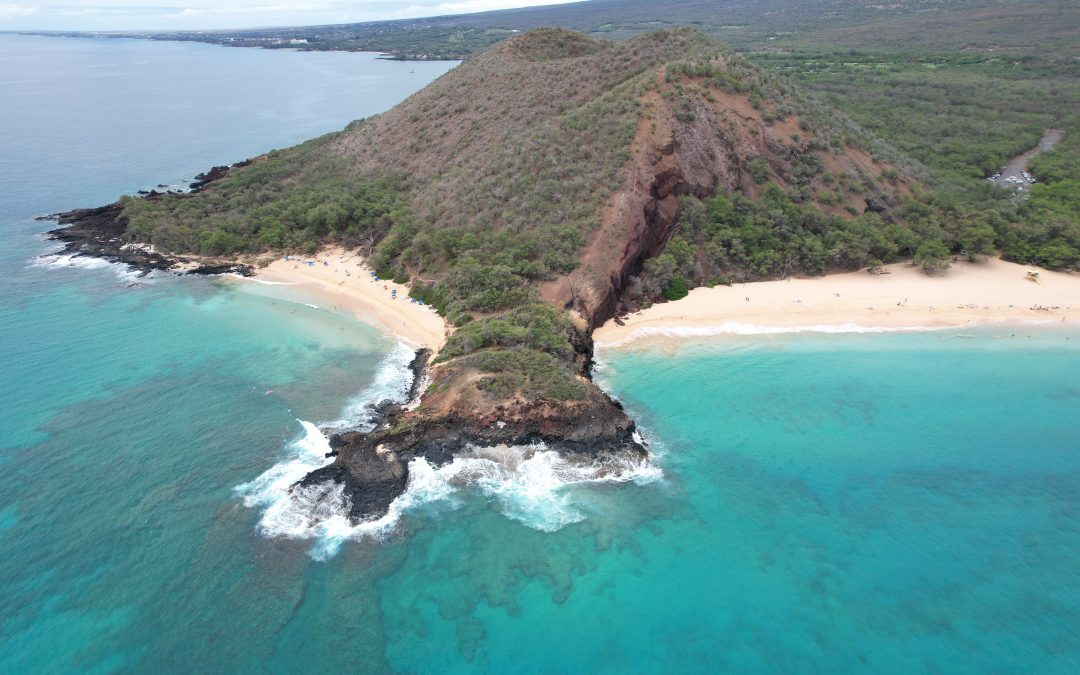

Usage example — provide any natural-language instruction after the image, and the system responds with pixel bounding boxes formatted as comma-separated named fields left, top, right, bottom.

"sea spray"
left=235, top=342, right=420, bottom=556
left=245, top=437, right=662, bottom=560
left=235, top=420, right=338, bottom=537
left=236, top=344, right=663, bottom=558
left=451, top=443, right=662, bottom=532
left=325, top=341, right=418, bottom=431
left=29, top=250, right=147, bottom=283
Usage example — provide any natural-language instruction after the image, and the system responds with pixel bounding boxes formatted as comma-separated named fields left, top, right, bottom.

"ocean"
left=3, top=34, right=1080, bottom=672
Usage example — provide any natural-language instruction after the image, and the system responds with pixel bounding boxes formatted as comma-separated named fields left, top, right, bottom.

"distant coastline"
left=594, top=257, right=1080, bottom=348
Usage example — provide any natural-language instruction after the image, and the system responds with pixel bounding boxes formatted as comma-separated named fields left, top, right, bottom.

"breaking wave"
left=245, top=278, right=294, bottom=286
left=237, top=424, right=660, bottom=560
left=235, top=344, right=660, bottom=559
left=325, top=342, right=418, bottom=431
left=444, top=443, right=662, bottom=533
left=597, top=321, right=933, bottom=348
left=28, top=251, right=145, bottom=283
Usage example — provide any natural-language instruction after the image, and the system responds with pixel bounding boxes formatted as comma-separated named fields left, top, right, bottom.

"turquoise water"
left=593, top=333, right=1080, bottom=672
left=4, top=35, right=1080, bottom=673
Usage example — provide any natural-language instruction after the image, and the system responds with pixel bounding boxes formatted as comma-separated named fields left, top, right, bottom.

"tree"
left=958, top=222, right=996, bottom=261
left=1036, top=242, right=1080, bottom=270
left=746, top=157, right=769, bottom=184
left=914, top=240, right=951, bottom=274
left=663, top=275, right=690, bottom=301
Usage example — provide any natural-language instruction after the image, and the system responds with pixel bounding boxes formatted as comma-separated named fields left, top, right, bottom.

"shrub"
left=465, top=348, right=586, bottom=401
left=746, top=158, right=769, bottom=184
left=438, top=303, right=576, bottom=361
left=914, top=240, right=951, bottom=273
left=663, top=275, right=690, bottom=300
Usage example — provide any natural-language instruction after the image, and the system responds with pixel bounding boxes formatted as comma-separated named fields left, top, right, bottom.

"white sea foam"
left=326, top=342, right=418, bottom=431
left=237, top=425, right=662, bottom=560
left=234, top=419, right=336, bottom=535
left=596, top=321, right=934, bottom=349
left=31, top=234, right=66, bottom=255
left=450, top=443, right=661, bottom=531
left=28, top=251, right=145, bottom=283
left=234, top=341, right=418, bottom=557
left=304, top=303, right=320, bottom=310
left=236, top=342, right=660, bottom=559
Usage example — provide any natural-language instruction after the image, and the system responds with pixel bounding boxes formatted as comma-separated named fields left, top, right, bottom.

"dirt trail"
left=991, top=128, right=1064, bottom=194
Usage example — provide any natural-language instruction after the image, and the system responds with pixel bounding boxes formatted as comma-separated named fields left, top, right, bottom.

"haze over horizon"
left=0, top=0, right=578, bottom=32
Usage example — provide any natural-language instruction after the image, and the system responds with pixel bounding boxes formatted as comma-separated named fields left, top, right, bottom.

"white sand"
left=247, top=247, right=448, bottom=352
left=594, top=257, right=1080, bottom=347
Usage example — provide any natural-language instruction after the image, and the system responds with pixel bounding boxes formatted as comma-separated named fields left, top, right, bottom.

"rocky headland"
left=44, top=28, right=919, bottom=526
left=40, top=159, right=255, bottom=277
left=310, top=351, right=642, bottom=521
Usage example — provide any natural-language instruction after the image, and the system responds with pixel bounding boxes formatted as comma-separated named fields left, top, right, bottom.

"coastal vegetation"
left=749, top=51, right=1080, bottom=270
left=752, top=52, right=1076, bottom=188
left=51, top=18, right=1079, bottom=530
left=121, top=136, right=407, bottom=255
left=630, top=183, right=1007, bottom=297
left=75, top=27, right=1078, bottom=409
left=1024, top=131, right=1080, bottom=225
left=1007, top=130, right=1080, bottom=270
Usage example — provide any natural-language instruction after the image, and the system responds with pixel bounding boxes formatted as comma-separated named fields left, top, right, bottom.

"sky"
left=0, top=0, right=578, bottom=31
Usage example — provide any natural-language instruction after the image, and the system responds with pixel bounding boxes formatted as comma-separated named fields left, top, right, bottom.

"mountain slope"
left=124, top=28, right=915, bottom=310
left=54, top=0, right=1078, bottom=63
left=55, top=28, right=923, bottom=522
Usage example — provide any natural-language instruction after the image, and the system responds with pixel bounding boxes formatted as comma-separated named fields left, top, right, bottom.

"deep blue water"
left=3, top=34, right=1080, bottom=673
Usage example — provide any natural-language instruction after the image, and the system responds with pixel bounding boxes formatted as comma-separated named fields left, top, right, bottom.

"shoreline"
left=594, top=258, right=1080, bottom=349
left=240, top=246, right=448, bottom=353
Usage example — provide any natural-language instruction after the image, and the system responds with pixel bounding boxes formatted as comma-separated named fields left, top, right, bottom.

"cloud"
left=0, top=0, right=579, bottom=30
left=159, top=3, right=340, bottom=21
left=0, top=3, right=38, bottom=19
left=380, top=0, right=578, bottom=20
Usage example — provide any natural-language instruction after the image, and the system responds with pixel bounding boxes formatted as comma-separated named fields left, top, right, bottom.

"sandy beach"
left=594, top=257, right=1080, bottom=347
left=246, top=246, right=448, bottom=352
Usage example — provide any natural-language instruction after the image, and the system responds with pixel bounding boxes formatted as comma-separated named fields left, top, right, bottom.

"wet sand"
left=595, top=258, right=1080, bottom=347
